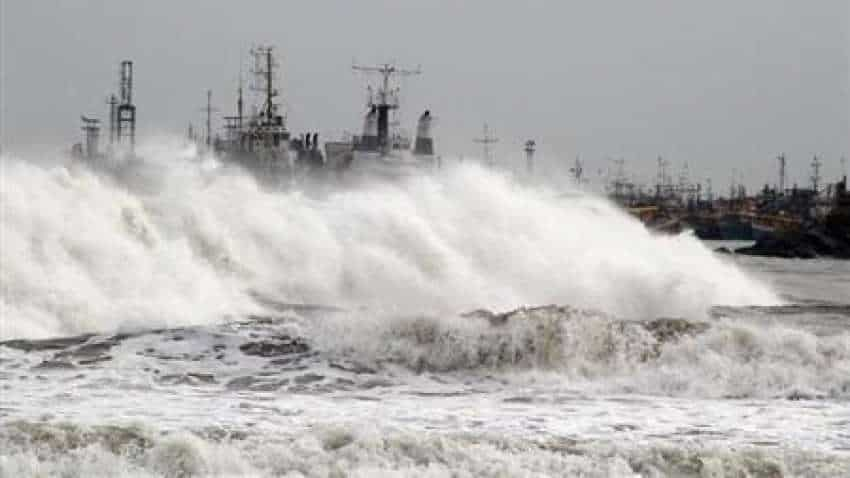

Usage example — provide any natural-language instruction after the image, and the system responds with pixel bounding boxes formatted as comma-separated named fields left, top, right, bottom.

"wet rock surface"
left=239, top=335, right=309, bottom=357
left=1, top=335, right=96, bottom=352
left=736, top=219, right=850, bottom=259
left=158, top=373, right=218, bottom=386
left=641, top=318, right=709, bottom=343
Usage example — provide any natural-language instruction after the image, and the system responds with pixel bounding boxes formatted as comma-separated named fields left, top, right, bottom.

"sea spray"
left=1, top=141, right=778, bottom=340
left=305, top=305, right=850, bottom=399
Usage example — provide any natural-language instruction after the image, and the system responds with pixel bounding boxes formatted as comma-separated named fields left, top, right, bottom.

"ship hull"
left=222, top=148, right=296, bottom=189
left=347, top=150, right=436, bottom=180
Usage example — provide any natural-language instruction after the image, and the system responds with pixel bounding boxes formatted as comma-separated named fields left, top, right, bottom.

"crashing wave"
left=1, top=420, right=846, bottom=477
left=1, top=144, right=778, bottom=340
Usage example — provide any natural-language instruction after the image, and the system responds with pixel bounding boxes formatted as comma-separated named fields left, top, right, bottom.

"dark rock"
left=239, top=336, right=309, bottom=357
left=736, top=222, right=850, bottom=259
left=713, top=247, right=733, bottom=254
left=609, top=318, right=710, bottom=362
left=1, top=335, right=95, bottom=352
left=642, top=318, right=709, bottom=343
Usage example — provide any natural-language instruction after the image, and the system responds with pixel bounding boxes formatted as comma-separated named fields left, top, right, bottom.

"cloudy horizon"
left=2, top=0, right=848, bottom=191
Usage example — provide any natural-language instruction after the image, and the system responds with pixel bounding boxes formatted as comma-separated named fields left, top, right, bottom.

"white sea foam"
left=3, top=420, right=845, bottom=478
left=304, top=305, right=850, bottom=399
left=0, top=140, right=778, bottom=340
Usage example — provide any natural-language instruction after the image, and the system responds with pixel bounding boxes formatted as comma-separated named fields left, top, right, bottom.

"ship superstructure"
left=71, top=60, right=137, bottom=164
left=70, top=47, right=437, bottom=185
left=214, top=46, right=323, bottom=187
left=324, top=62, right=436, bottom=178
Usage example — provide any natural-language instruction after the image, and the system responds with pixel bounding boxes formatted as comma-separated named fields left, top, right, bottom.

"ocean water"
left=1, top=143, right=849, bottom=477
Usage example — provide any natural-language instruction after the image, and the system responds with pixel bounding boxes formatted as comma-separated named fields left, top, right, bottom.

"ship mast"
left=237, top=66, right=244, bottom=130
left=198, top=90, right=219, bottom=148
left=352, top=63, right=421, bottom=106
left=115, top=61, right=136, bottom=152
left=524, top=139, right=536, bottom=175
left=251, top=46, right=281, bottom=124
left=811, top=154, right=822, bottom=194
left=474, top=123, right=499, bottom=165
left=570, top=155, right=584, bottom=186
left=777, top=153, right=786, bottom=195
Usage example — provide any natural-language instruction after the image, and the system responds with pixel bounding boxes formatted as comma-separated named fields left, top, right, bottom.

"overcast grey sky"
left=2, top=0, right=848, bottom=190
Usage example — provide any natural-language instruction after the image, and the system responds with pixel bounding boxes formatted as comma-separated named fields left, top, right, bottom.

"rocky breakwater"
left=735, top=209, right=850, bottom=259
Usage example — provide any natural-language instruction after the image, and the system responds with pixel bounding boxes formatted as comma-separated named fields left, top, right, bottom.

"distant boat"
left=324, top=63, right=436, bottom=180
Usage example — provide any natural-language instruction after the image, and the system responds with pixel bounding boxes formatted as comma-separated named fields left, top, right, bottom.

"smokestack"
left=361, top=105, right=379, bottom=150
left=413, top=110, right=433, bottom=156
left=376, top=105, right=390, bottom=149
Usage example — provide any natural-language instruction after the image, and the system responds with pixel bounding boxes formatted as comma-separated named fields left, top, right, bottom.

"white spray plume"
left=0, top=139, right=778, bottom=339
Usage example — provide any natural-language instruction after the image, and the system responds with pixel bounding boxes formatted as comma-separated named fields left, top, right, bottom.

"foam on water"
left=1, top=139, right=778, bottom=341
left=309, top=306, right=850, bottom=399
left=2, top=420, right=847, bottom=477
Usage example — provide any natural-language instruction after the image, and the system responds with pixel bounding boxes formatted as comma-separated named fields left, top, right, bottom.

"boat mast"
left=474, top=123, right=498, bottom=165
left=251, top=46, right=280, bottom=124
left=237, top=70, right=244, bottom=131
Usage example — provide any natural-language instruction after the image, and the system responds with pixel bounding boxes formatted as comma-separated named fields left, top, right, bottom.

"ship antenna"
left=473, top=123, right=499, bottom=165
left=250, top=45, right=280, bottom=122
left=198, top=89, right=219, bottom=148
left=237, top=52, right=244, bottom=130
left=811, top=154, right=822, bottom=194
left=352, top=61, right=422, bottom=149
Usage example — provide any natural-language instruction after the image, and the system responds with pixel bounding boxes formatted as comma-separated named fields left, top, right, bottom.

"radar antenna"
left=352, top=62, right=422, bottom=108
left=352, top=62, right=421, bottom=150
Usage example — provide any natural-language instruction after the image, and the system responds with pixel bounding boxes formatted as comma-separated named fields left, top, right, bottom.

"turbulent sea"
left=1, top=142, right=849, bottom=477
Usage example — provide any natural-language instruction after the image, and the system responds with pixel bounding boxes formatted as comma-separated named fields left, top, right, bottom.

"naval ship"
left=324, top=62, right=436, bottom=179
left=214, top=48, right=435, bottom=185
left=71, top=48, right=436, bottom=187
left=213, top=46, right=323, bottom=188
